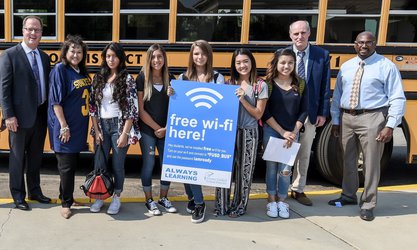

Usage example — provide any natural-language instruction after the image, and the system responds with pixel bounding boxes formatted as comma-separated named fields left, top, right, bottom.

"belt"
left=341, top=107, right=386, bottom=116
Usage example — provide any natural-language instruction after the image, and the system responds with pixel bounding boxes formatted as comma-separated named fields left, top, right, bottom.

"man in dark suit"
left=0, top=16, right=51, bottom=210
left=288, top=20, right=331, bottom=206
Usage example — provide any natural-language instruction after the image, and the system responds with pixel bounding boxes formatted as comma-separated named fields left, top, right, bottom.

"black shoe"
left=328, top=197, right=358, bottom=206
left=14, top=200, right=30, bottom=210
left=186, top=199, right=196, bottom=214
left=360, top=209, right=374, bottom=221
left=28, top=194, right=51, bottom=204
left=191, top=203, right=206, bottom=223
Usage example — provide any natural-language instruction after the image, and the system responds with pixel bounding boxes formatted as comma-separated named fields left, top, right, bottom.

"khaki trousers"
left=340, top=110, right=386, bottom=210
left=292, top=117, right=316, bottom=193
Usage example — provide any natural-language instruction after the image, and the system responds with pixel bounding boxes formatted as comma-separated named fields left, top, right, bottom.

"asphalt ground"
left=0, top=128, right=417, bottom=249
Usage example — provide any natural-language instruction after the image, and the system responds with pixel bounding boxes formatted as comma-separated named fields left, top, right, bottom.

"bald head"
left=289, top=20, right=311, bottom=51
left=354, top=31, right=376, bottom=60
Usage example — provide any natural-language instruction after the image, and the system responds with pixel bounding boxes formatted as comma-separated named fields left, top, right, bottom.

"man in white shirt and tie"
left=328, top=31, right=406, bottom=221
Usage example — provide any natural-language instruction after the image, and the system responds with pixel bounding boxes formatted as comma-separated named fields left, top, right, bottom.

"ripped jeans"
left=263, top=124, right=295, bottom=200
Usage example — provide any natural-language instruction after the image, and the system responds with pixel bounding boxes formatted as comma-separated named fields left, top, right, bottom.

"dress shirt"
left=21, top=42, right=46, bottom=104
left=293, top=44, right=310, bottom=79
left=331, top=52, right=406, bottom=128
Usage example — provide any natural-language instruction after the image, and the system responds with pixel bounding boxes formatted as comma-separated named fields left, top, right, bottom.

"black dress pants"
left=56, top=153, right=79, bottom=208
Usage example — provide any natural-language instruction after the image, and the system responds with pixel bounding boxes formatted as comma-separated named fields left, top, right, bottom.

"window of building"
left=325, top=0, right=381, bottom=43
left=0, top=2, right=4, bottom=39
left=120, top=0, right=170, bottom=41
left=249, top=0, right=319, bottom=43
left=176, top=0, right=243, bottom=42
left=387, top=0, right=417, bottom=43
left=13, top=0, right=57, bottom=39
left=65, top=0, right=112, bottom=41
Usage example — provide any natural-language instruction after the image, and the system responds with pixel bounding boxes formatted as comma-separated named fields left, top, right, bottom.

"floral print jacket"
left=89, top=73, right=141, bottom=145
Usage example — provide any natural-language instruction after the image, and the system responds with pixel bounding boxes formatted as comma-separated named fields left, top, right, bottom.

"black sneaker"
left=186, top=199, right=196, bottom=214
left=191, top=203, right=206, bottom=223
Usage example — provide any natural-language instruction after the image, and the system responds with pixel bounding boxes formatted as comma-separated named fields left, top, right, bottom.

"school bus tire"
left=314, top=122, right=393, bottom=186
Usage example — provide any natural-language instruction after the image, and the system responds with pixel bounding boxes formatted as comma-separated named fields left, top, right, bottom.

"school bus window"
left=0, top=10, right=4, bottom=39
left=249, top=0, right=319, bottom=42
left=120, top=0, right=170, bottom=41
left=65, top=0, right=112, bottom=13
left=325, top=0, right=381, bottom=43
left=387, top=1, right=417, bottom=43
left=176, top=0, right=243, bottom=42
left=65, top=0, right=112, bottom=41
left=12, top=0, right=57, bottom=38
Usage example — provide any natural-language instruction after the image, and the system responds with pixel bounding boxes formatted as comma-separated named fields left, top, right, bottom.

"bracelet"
left=60, top=126, right=69, bottom=133
left=123, top=131, right=129, bottom=136
left=60, top=126, right=69, bottom=136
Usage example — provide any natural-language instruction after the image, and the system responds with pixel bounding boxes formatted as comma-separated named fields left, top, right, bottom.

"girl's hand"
left=235, top=87, right=245, bottom=101
left=117, top=133, right=128, bottom=148
left=95, top=132, right=103, bottom=145
left=282, top=131, right=296, bottom=142
left=283, top=139, right=293, bottom=149
left=167, top=86, right=175, bottom=96
left=154, top=127, right=166, bottom=138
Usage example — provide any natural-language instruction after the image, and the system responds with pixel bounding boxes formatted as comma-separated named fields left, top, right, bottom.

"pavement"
left=1, top=178, right=417, bottom=249
left=1, top=128, right=416, bottom=249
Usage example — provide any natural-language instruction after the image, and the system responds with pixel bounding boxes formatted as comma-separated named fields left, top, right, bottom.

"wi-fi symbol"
left=185, top=87, right=224, bottom=109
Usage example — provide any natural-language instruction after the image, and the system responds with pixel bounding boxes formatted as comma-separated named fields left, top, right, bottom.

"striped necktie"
left=31, top=51, right=43, bottom=105
left=349, top=61, right=365, bottom=109
left=297, top=51, right=306, bottom=80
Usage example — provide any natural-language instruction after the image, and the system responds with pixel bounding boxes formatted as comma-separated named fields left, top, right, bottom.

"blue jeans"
left=184, top=184, right=204, bottom=204
left=263, top=124, right=293, bottom=200
left=139, top=132, right=170, bottom=192
left=100, top=117, right=129, bottom=195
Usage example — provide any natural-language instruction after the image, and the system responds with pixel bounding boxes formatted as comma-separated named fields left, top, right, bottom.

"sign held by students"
left=162, top=80, right=239, bottom=188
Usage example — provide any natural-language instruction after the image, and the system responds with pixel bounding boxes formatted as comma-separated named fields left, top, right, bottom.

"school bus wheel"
left=314, top=122, right=393, bottom=186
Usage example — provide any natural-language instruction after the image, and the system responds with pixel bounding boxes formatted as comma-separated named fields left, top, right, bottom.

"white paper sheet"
left=262, top=137, right=301, bottom=166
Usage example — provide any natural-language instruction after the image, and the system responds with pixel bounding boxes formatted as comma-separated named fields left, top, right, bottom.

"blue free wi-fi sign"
left=162, top=80, right=239, bottom=188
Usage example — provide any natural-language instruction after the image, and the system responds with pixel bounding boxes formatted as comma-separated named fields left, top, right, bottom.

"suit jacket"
left=288, top=44, right=331, bottom=124
left=0, top=43, right=50, bottom=128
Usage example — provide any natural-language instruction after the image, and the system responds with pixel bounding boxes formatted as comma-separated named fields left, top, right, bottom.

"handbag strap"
left=94, top=144, right=109, bottom=171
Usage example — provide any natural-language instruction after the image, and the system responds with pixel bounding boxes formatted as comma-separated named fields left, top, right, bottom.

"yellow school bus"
left=0, top=0, right=416, bottom=184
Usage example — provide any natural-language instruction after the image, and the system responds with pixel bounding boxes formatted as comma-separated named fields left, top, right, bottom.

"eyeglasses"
left=355, top=41, right=374, bottom=46
left=23, top=27, right=43, bottom=34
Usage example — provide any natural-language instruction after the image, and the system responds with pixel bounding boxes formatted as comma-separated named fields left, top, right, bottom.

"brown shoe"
left=291, top=191, right=313, bottom=206
left=61, top=207, right=72, bottom=219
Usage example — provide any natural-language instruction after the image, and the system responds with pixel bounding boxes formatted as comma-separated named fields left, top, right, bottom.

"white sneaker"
left=90, top=199, right=104, bottom=213
left=146, top=199, right=162, bottom=216
left=277, top=201, right=290, bottom=219
left=158, top=197, right=177, bottom=213
left=107, top=196, right=121, bottom=215
left=266, top=201, right=278, bottom=218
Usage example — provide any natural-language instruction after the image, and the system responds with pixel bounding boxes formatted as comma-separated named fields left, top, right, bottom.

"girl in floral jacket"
left=89, top=42, right=140, bottom=215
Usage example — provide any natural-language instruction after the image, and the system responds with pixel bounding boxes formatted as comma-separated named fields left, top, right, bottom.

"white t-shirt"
left=100, top=82, right=120, bottom=118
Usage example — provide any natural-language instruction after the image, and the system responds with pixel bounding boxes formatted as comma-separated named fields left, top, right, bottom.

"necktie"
left=31, top=51, right=43, bottom=105
left=297, top=51, right=306, bottom=80
left=349, top=61, right=365, bottom=109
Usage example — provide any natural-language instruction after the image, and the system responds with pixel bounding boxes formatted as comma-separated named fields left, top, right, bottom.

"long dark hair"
left=230, top=48, right=257, bottom=84
left=265, top=48, right=301, bottom=93
left=92, top=42, right=128, bottom=112
left=60, top=34, right=89, bottom=79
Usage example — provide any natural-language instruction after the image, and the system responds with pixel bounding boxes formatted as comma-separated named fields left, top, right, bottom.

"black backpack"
left=80, top=145, right=114, bottom=200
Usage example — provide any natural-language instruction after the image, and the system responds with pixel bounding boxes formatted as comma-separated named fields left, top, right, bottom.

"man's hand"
left=331, top=125, right=340, bottom=138
left=6, top=117, right=18, bottom=132
left=376, top=127, right=393, bottom=143
left=315, top=116, right=326, bottom=127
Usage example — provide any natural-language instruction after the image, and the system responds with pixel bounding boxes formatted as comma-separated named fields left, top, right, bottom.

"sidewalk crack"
left=291, top=210, right=360, bottom=250
left=0, top=208, right=12, bottom=238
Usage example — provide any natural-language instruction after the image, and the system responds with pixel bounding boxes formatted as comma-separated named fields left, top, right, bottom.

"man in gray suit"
left=0, top=16, right=51, bottom=210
